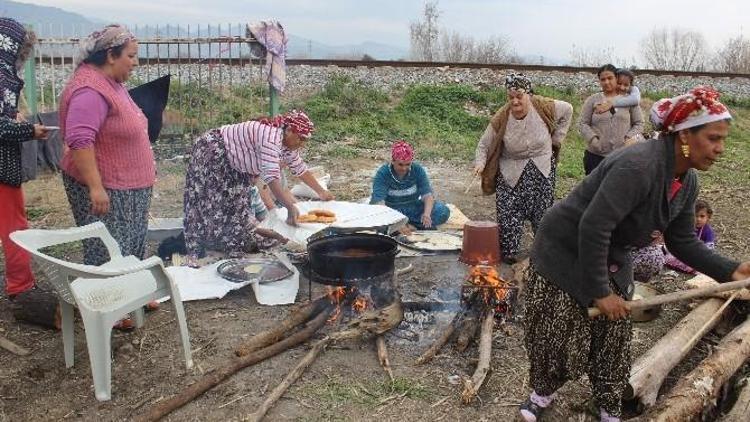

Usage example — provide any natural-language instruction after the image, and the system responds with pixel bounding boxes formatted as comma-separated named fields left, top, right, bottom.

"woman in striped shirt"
left=183, top=110, right=332, bottom=262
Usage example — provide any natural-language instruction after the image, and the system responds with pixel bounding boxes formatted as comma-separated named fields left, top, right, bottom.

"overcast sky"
left=18, top=0, right=750, bottom=64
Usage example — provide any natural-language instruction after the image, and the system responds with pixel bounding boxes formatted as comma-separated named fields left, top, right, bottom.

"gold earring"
left=681, top=142, right=690, bottom=158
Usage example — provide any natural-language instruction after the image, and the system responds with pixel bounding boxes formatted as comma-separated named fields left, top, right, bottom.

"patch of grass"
left=301, top=376, right=433, bottom=408
left=165, top=80, right=268, bottom=134
left=326, top=144, right=360, bottom=159
left=25, top=207, right=51, bottom=221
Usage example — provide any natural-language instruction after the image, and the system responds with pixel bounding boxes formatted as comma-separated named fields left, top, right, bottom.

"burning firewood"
left=461, top=308, right=495, bottom=404
left=644, top=315, right=750, bottom=421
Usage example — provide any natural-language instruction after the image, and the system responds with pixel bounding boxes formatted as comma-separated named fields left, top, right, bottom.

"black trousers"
left=584, top=150, right=606, bottom=175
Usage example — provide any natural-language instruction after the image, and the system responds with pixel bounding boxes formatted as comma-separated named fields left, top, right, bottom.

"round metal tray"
left=216, top=258, right=294, bottom=284
left=393, top=231, right=463, bottom=252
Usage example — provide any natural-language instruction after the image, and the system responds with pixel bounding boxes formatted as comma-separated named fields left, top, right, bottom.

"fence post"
left=269, top=85, right=280, bottom=116
left=23, top=25, right=38, bottom=117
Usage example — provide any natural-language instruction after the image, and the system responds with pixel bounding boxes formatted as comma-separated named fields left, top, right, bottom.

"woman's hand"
left=731, top=262, right=750, bottom=281
left=33, top=124, right=49, bottom=140
left=421, top=213, right=433, bottom=229
left=89, top=186, right=110, bottom=216
left=317, top=189, right=335, bottom=201
left=285, top=204, right=300, bottom=226
left=593, top=293, right=630, bottom=320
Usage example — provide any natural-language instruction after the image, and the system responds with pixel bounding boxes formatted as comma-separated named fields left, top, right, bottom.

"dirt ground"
left=1, top=156, right=749, bottom=421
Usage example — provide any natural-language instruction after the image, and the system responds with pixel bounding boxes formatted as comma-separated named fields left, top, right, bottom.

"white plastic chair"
left=10, top=222, right=193, bottom=401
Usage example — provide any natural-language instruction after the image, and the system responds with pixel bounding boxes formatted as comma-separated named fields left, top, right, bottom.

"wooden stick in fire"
left=416, top=311, right=464, bottom=365
left=587, top=277, right=750, bottom=318
left=461, top=308, right=495, bottom=404
left=235, top=295, right=331, bottom=357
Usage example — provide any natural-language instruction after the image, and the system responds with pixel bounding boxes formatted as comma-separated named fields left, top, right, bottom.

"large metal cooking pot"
left=307, top=233, right=398, bottom=286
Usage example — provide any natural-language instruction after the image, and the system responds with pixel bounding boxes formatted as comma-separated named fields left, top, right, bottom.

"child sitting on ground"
left=665, top=199, right=716, bottom=274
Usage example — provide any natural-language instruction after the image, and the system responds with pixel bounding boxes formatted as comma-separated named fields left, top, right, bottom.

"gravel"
left=35, top=63, right=750, bottom=99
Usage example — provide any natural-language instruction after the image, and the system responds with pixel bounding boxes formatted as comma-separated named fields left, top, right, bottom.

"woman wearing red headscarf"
left=183, top=110, right=333, bottom=262
left=370, top=140, right=450, bottom=233
left=519, top=87, right=750, bottom=422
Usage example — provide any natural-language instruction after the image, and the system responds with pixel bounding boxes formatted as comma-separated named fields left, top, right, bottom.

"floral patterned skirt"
left=183, top=130, right=263, bottom=258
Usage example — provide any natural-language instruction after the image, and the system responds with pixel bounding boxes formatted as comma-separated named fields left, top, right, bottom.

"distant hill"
left=0, top=0, right=101, bottom=37
left=287, top=35, right=408, bottom=60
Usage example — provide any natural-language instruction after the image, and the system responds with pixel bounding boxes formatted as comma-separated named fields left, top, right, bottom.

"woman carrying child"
left=579, top=64, right=644, bottom=174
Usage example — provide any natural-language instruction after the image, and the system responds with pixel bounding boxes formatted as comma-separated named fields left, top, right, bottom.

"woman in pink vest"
left=59, top=25, right=155, bottom=268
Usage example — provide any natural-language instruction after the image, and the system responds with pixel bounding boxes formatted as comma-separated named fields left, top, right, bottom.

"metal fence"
left=27, top=23, right=274, bottom=157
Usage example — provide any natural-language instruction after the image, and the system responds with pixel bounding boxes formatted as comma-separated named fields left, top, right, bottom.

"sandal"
left=113, top=318, right=135, bottom=331
left=144, top=300, right=160, bottom=312
left=520, top=398, right=546, bottom=422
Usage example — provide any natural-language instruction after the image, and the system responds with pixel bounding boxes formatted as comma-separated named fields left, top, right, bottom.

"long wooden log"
left=644, top=316, right=750, bottom=421
left=416, top=311, right=463, bottom=365
left=626, top=298, right=728, bottom=409
left=247, top=335, right=333, bottom=422
left=136, top=305, right=332, bottom=422
left=686, top=274, right=750, bottom=301
left=461, top=308, right=495, bottom=404
left=0, top=335, right=30, bottom=356
left=376, top=335, right=394, bottom=381
left=588, top=277, right=750, bottom=318
left=721, top=377, right=750, bottom=422
left=235, top=296, right=329, bottom=356
left=455, top=314, right=479, bottom=353
left=247, top=300, right=404, bottom=422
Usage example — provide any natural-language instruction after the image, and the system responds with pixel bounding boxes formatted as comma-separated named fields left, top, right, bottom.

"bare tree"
left=411, top=1, right=515, bottom=63
left=409, top=1, right=441, bottom=61
left=568, top=44, right=620, bottom=67
left=470, top=36, right=514, bottom=64
left=640, top=28, right=708, bottom=71
left=714, top=35, right=750, bottom=73
left=438, top=30, right=471, bottom=62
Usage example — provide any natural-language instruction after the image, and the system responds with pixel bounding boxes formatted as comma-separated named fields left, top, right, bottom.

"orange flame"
left=327, top=287, right=347, bottom=322
left=468, top=265, right=510, bottom=304
left=352, top=295, right=371, bottom=314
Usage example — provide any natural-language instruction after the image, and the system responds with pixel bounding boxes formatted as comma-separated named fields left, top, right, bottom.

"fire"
left=352, top=295, right=371, bottom=314
left=327, top=287, right=347, bottom=322
left=467, top=265, right=511, bottom=304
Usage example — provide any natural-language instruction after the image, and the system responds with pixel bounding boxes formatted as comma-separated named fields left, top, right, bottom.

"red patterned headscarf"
left=650, top=86, right=732, bottom=133
left=391, top=140, right=414, bottom=162
left=258, top=109, right=315, bottom=138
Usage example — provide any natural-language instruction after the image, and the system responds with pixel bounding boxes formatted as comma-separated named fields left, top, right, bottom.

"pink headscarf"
left=258, top=110, right=315, bottom=138
left=391, top=140, right=414, bottom=162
